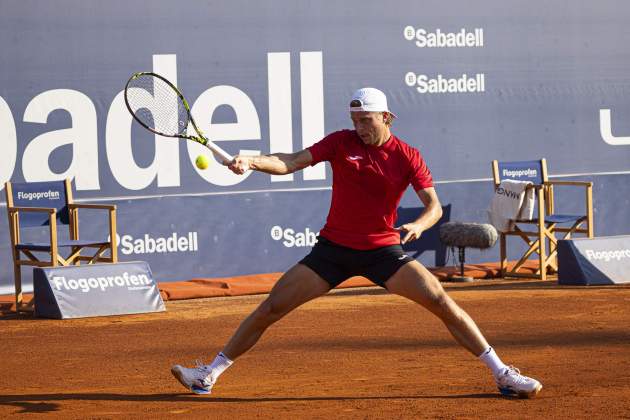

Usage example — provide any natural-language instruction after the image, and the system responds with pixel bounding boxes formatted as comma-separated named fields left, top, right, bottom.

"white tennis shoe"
left=171, top=362, right=215, bottom=395
left=496, top=366, right=542, bottom=398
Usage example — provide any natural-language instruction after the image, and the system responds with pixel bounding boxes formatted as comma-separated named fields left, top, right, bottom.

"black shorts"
left=298, top=236, right=414, bottom=289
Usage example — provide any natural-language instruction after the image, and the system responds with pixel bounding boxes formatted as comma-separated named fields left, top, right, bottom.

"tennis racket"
left=124, top=72, right=233, bottom=164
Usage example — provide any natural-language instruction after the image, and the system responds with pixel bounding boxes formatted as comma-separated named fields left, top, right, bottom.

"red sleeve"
left=307, top=130, right=344, bottom=165
left=409, top=149, right=434, bottom=191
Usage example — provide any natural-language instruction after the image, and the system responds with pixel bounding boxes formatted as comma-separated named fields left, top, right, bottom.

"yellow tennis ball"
left=195, top=155, right=210, bottom=170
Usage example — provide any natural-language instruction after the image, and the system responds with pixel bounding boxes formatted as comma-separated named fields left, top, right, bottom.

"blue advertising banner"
left=558, top=236, right=630, bottom=285
left=34, top=261, right=165, bottom=318
left=2, top=1, right=630, bottom=294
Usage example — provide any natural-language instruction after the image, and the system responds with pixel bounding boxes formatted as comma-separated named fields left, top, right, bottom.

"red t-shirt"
left=308, top=129, right=434, bottom=250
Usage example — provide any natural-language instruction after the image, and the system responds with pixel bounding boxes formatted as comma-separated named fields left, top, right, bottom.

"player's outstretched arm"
left=228, top=149, right=313, bottom=175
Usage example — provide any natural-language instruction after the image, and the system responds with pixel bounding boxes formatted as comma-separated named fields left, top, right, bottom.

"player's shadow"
left=207, top=393, right=500, bottom=402
left=1, top=401, right=59, bottom=414
left=397, top=204, right=451, bottom=266
left=0, top=392, right=499, bottom=413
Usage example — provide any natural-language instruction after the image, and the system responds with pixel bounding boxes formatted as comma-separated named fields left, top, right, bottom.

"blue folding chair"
left=491, top=159, right=593, bottom=280
left=5, top=179, right=117, bottom=312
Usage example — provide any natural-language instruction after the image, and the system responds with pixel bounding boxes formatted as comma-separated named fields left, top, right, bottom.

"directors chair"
left=491, top=159, right=593, bottom=280
left=5, top=179, right=117, bottom=313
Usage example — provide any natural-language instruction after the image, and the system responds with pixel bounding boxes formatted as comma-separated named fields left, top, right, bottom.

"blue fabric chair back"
left=10, top=181, right=69, bottom=227
left=496, top=160, right=544, bottom=184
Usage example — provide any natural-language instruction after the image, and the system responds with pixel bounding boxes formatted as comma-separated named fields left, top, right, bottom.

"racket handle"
left=204, top=141, right=233, bottom=165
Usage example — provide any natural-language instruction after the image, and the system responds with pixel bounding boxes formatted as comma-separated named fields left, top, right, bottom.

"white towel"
left=488, top=179, right=535, bottom=232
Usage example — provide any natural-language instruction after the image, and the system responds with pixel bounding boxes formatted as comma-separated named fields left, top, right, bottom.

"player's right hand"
left=228, top=156, right=252, bottom=175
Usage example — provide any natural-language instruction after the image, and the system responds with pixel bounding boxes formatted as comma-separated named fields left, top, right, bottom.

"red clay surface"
left=1, top=278, right=630, bottom=419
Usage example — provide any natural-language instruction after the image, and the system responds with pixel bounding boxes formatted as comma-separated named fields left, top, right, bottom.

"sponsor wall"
left=1, top=1, right=630, bottom=293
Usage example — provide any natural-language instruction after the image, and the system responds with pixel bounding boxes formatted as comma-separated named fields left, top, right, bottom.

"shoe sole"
left=498, top=382, right=543, bottom=399
left=171, top=365, right=211, bottom=395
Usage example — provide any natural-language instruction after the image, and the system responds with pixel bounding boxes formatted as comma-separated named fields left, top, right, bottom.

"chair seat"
left=16, top=239, right=109, bottom=251
left=515, top=214, right=585, bottom=224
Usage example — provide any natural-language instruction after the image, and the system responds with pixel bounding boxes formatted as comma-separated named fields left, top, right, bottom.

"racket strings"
left=126, top=74, right=188, bottom=136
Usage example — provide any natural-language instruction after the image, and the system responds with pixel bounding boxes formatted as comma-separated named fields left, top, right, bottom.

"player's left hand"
left=395, top=223, right=425, bottom=244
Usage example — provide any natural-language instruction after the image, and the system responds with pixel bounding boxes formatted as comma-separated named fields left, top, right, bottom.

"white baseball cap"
left=349, top=87, right=397, bottom=118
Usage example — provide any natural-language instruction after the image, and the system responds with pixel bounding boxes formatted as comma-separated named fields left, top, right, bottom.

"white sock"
left=478, top=347, right=508, bottom=378
left=205, top=352, right=233, bottom=379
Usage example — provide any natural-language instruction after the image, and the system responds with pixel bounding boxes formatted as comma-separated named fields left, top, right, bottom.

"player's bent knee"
left=252, top=298, right=288, bottom=326
left=426, top=292, right=457, bottom=317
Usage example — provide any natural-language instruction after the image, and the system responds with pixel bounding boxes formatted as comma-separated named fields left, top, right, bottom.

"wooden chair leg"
left=500, top=234, right=507, bottom=277
left=13, top=263, right=22, bottom=312
left=539, top=228, right=548, bottom=281
left=110, top=209, right=117, bottom=263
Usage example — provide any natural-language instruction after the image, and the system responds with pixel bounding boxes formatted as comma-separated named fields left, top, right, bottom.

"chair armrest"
left=68, top=203, right=116, bottom=210
left=67, top=203, right=117, bottom=254
left=8, top=206, right=56, bottom=214
left=545, top=180, right=592, bottom=187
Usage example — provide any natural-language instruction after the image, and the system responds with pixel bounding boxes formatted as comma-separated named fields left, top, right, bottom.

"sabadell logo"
left=270, top=225, right=318, bottom=248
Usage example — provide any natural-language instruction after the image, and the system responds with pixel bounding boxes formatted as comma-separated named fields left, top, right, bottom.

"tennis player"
left=171, top=87, right=542, bottom=398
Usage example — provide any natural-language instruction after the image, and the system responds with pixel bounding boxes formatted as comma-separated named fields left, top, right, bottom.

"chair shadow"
left=1, top=392, right=500, bottom=413
left=329, top=279, right=630, bottom=296
left=0, top=311, right=37, bottom=321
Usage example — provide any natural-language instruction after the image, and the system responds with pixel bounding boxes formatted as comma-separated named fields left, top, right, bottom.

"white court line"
left=74, top=186, right=334, bottom=203
left=0, top=285, right=22, bottom=295
left=1, top=169, right=629, bottom=206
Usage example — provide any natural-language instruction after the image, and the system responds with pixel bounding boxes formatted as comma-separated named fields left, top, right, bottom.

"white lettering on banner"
left=269, top=52, right=294, bottom=183
left=52, top=272, right=152, bottom=293
left=0, top=96, right=17, bottom=186
left=117, top=232, right=198, bottom=255
left=23, top=89, right=100, bottom=189
left=106, top=54, right=180, bottom=190
left=502, top=168, right=538, bottom=178
left=187, top=85, right=261, bottom=186
left=270, top=225, right=318, bottom=248
left=600, top=109, right=630, bottom=146
left=403, top=27, right=484, bottom=48
left=300, top=52, right=326, bottom=181
left=405, top=73, right=485, bottom=94
left=0, top=52, right=327, bottom=193
left=16, top=190, right=61, bottom=201
left=585, top=248, right=630, bottom=262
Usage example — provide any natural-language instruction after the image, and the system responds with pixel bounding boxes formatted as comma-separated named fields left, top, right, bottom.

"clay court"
left=2, top=278, right=630, bottom=419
